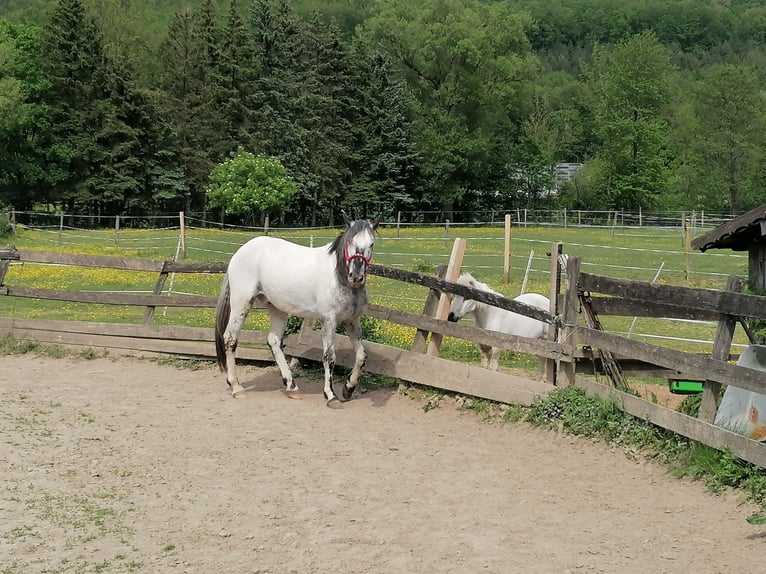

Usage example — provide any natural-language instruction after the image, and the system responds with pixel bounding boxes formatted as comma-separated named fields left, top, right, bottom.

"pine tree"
left=158, top=3, right=227, bottom=210
left=41, top=0, right=111, bottom=210
left=94, top=53, right=186, bottom=215
left=301, top=14, right=354, bottom=225
left=248, top=0, right=310, bottom=220
left=345, top=45, right=419, bottom=218
left=219, top=0, right=256, bottom=148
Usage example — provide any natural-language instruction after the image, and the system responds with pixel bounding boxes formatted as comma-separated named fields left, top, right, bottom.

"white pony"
left=447, top=273, right=550, bottom=371
left=215, top=214, right=378, bottom=406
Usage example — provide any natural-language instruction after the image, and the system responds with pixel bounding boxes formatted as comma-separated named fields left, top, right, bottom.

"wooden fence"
left=0, top=246, right=765, bottom=468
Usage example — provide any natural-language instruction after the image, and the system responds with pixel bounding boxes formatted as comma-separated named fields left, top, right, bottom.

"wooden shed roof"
left=691, top=203, right=766, bottom=252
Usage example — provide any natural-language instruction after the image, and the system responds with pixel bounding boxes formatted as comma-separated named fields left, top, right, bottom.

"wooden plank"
left=699, top=276, right=743, bottom=423
left=162, top=261, right=227, bottom=274
left=750, top=245, right=766, bottom=292
left=574, top=376, right=766, bottom=469
left=570, top=327, right=766, bottom=394
left=0, top=247, right=20, bottom=260
left=546, top=242, right=562, bottom=385
left=5, top=286, right=218, bottom=308
left=15, top=249, right=164, bottom=272
left=579, top=272, right=766, bottom=319
left=0, top=317, right=267, bottom=345
left=575, top=357, right=683, bottom=378
left=586, top=296, right=719, bottom=321
left=557, top=255, right=579, bottom=386
left=411, top=265, right=447, bottom=353
left=290, top=329, right=554, bottom=406
left=367, top=304, right=573, bottom=361
left=0, top=328, right=272, bottom=363
left=369, top=264, right=556, bottom=325
left=427, top=238, right=466, bottom=356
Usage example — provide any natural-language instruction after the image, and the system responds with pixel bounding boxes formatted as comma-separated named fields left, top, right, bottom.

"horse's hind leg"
left=223, top=297, right=252, bottom=397
left=267, top=309, right=298, bottom=395
left=341, top=319, right=366, bottom=401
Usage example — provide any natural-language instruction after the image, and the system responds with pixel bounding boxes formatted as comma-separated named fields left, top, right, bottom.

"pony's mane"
left=456, top=273, right=498, bottom=295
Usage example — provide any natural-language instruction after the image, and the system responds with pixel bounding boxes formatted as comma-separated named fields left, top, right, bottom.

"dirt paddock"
left=1, top=354, right=764, bottom=573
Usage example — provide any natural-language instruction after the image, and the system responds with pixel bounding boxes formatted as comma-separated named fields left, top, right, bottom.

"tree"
left=40, top=0, right=111, bottom=210
left=694, top=64, right=766, bottom=213
left=300, top=14, right=355, bottom=225
left=584, top=31, right=675, bottom=210
left=206, top=150, right=297, bottom=224
left=92, top=53, right=186, bottom=214
left=360, top=0, right=539, bottom=218
left=218, top=0, right=256, bottom=148
left=345, top=45, right=419, bottom=218
left=158, top=2, right=227, bottom=210
left=0, top=21, right=69, bottom=210
left=248, top=0, right=312, bottom=220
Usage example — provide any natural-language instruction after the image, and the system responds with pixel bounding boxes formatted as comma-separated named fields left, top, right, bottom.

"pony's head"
left=330, top=212, right=379, bottom=289
left=447, top=273, right=485, bottom=322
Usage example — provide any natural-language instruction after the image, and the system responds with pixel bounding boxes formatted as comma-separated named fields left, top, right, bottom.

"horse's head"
left=447, top=273, right=480, bottom=322
left=335, top=212, right=379, bottom=289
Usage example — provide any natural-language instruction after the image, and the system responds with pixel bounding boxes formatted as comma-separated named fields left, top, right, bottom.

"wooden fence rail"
left=1, top=246, right=765, bottom=468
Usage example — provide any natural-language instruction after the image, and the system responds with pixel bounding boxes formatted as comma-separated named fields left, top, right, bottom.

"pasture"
left=2, top=354, right=764, bottom=574
left=0, top=221, right=751, bottom=367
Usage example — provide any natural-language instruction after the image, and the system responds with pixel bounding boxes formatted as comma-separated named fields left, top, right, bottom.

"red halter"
left=345, top=244, right=372, bottom=268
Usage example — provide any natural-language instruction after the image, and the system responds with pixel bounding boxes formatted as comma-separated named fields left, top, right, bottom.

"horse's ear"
left=371, top=214, right=381, bottom=231
left=341, top=210, right=352, bottom=228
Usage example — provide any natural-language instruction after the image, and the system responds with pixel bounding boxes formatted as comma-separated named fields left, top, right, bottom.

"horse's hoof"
left=231, top=384, right=246, bottom=398
left=341, top=384, right=356, bottom=401
left=326, top=397, right=344, bottom=409
left=286, top=390, right=302, bottom=400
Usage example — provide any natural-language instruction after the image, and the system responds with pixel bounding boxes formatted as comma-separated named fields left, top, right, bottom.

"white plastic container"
left=714, top=345, right=766, bottom=441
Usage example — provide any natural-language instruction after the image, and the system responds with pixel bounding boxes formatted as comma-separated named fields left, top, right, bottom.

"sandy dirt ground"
left=1, top=354, right=764, bottom=574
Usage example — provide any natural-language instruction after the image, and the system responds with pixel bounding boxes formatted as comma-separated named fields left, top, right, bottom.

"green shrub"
left=0, top=213, right=13, bottom=237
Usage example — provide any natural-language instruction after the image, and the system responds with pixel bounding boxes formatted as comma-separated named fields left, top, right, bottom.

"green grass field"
left=0, top=222, right=752, bottom=364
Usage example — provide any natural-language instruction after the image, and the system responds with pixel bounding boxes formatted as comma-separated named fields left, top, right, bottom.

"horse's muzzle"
left=447, top=312, right=458, bottom=322
left=348, top=274, right=366, bottom=288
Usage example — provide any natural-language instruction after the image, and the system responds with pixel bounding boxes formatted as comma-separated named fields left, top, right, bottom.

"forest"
left=1, top=0, right=765, bottom=225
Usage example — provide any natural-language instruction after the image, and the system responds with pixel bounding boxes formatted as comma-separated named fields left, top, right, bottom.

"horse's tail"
left=214, top=273, right=231, bottom=373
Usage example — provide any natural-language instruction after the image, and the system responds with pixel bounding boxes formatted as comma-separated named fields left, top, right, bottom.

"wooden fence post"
left=556, top=255, right=580, bottom=386
left=545, top=241, right=563, bottom=384
left=114, top=215, right=120, bottom=248
left=684, top=217, right=692, bottom=282
left=179, top=211, right=186, bottom=258
left=698, top=275, right=744, bottom=423
left=411, top=265, right=447, bottom=353
left=503, top=214, right=512, bottom=283
left=143, top=261, right=171, bottom=325
left=426, top=238, right=466, bottom=356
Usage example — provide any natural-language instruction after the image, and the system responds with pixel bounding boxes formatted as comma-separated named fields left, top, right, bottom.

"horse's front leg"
left=341, top=318, right=366, bottom=401
left=267, top=310, right=299, bottom=397
left=320, top=318, right=341, bottom=406
left=478, top=343, right=492, bottom=369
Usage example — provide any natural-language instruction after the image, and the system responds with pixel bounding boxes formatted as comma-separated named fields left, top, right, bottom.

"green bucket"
left=668, top=379, right=704, bottom=395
